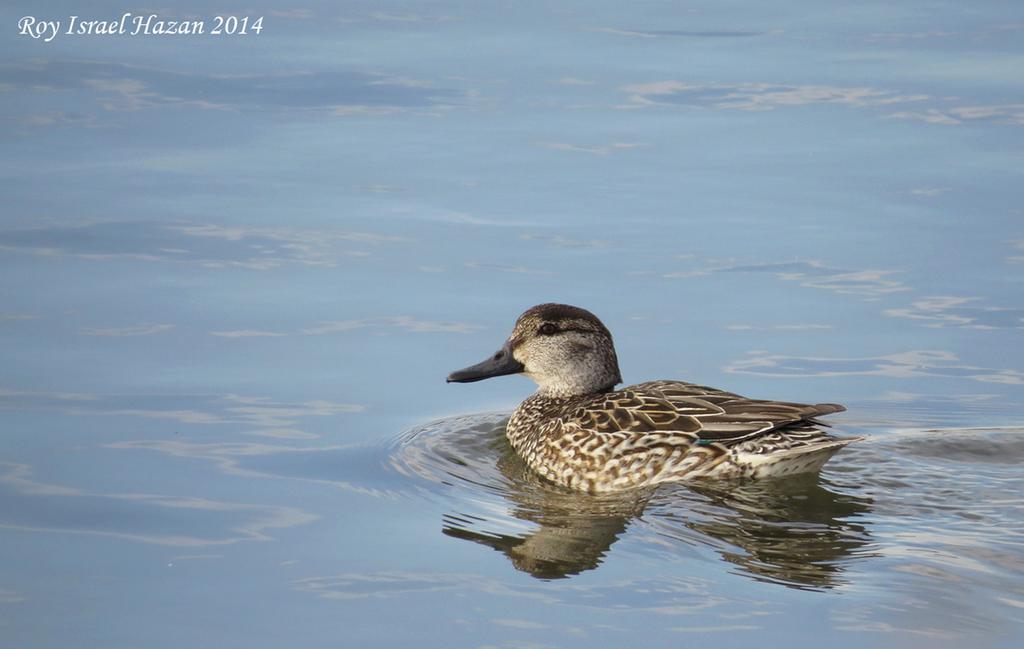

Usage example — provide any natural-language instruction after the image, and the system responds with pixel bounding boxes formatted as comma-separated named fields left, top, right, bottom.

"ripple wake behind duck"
left=390, top=413, right=872, bottom=586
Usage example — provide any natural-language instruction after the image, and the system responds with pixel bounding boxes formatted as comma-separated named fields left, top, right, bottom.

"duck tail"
left=733, top=435, right=864, bottom=478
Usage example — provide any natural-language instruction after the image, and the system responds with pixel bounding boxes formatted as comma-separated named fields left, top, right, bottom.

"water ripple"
left=387, top=412, right=1024, bottom=638
left=389, top=413, right=875, bottom=588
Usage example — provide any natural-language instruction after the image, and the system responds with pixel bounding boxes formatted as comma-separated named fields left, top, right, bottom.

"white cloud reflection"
left=519, top=233, right=610, bottom=249
left=692, top=260, right=909, bottom=298
left=211, top=316, right=481, bottom=339
left=0, top=462, right=317, bottom=546
left=727, top=350, right=1024, bottom=385
left=621, top=81, right=929, bottom=111
left=0, top=220, right=404, bottom=269
left=618, top=79, right=1024, bottom=128
left=889, top=105, right=1024, bottom=126
left=81, top=324, right=175, bottom=336
left=0, top=389, right=364, bottom=432
left=1, top=60, right=467, bottom=118
left=725, top=324, right=833, bottom=331
left=464, top=262, right=554, bottom=276
left=299, top=316, right=480, bottom=335
left=107, top=438, right=398, bottom=498
left=290, top=570, right=775, bottom=626
left=537, top=141, right=649, bottom=155
left=908, top=187, right=952, bottom=197
left=209, top=330, right=289, bottom=338
left=268, top=9, right=316, bottom=20
left=557, top=77, right=597, bottom=86
left=884, top=296, right=1024, bottom=329
left=592, top=27, right=764, bottom=39
left=0, top=589, right=28, bottom=604
left=368, top=12, right=457, bottom=24
left=1008, top=239, right=1024, bottom=264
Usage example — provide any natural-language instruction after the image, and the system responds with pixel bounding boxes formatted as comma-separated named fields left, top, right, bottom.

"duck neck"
left=526, top=351, right=622, bottom=399
left=535, top=381, right=615, bottom=399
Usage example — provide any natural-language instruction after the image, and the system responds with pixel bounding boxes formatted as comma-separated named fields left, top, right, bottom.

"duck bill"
left=447, top=341, right=524, bottom=383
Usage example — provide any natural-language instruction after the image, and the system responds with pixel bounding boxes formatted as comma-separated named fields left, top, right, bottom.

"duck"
left=447, top=303, right=860, bottom=493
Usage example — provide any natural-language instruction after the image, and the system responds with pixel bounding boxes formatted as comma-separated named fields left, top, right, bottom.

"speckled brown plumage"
left=449, top=304, right=860, bottom=493
left=506, top=380, right=853, bottom=492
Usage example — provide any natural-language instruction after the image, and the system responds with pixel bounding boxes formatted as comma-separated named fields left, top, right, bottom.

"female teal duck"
left=448, top=303, right=859, bottom=493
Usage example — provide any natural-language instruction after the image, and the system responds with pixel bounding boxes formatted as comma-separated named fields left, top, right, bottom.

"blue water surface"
left=2, top=1, right=1023, bottom=647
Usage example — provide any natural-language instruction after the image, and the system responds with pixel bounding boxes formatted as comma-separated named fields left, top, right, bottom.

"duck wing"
left=566, top=380, right=845, bottom=446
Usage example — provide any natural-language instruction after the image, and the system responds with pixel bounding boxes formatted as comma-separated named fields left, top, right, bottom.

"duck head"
left=447, top=303, right=622, bottom=397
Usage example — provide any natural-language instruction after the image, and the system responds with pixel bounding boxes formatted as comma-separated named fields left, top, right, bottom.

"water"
left=2, top=0, right=1023, bottom=647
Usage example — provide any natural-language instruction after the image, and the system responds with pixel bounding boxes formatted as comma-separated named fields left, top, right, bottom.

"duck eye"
left=538, top=323, right=558, bottom=336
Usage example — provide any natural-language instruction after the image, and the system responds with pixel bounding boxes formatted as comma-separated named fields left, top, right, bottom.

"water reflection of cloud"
left=0, top=388, right=100, bottom=403
left=519, top=233, right=609, bottom=249
left=713, top=260, right=909, bottom=297
left=0, top=220, right=402, bottom=269
left=292, top=570, right=765, bottom=619
left=833, top=610, right=956, bottom=640
left=464, top=262, right=555, bottom=276
left=356, top=184, right=404, bottom=194
left=0, top=389, right=363, bottom=432
left=670, top=624, right=759, bottom=633
left=874, top=391, right=999, bottom=404
left=210, top=330, right=289, bottom=338
left=1, top=389, right=395, bottom=496
left=367, top=12, right=457, bottom=24
left=885, top=296, right=1024, bottom=329
left=107, top=439, right=323, bottom=478
left=294, top=571, right=494, bottom=601
left=0, top=589, right=28, bottom=604
left=865, top=30, right=958, bottom=42
left=889, top=104, right=1024, bottom=126
left=558, top=77, right=596, bottom=86
left=1, top=60, right=463, bottom=116
left=389, top=207, right=532, bottom=227
left=908, top=187, right=952, bottom=197
left=887, top=109, right=961, bottom=125
left=0, top=462, right=316, bottom=546
left=109, top=439, right=399, bottom=498
left=619, top=79, right=1024, bottom=128
left=592, top=27, right=764, bottom=39
left=622, top=81, right=929, bottom=111
left=725, top=323, right=833, bottom=331
left=15, top=111, right=100, bottom=129
left=211, top=316, right=480, bottom=338
left=727, top=350, right=1024, bottom=385
left=268, top=9, right=316, bottom=20
left=299, top=316, right=480, bottom=335
left=864, top=22, right=1024, bottom=43
left=0, top=314, right=39, bottom=323
left=1008, top=239, right=1024, bottom=264
left=80, top=324, right=175, bottom=336
left=244, top=428, right=319, bottom=440
left=537, top=141, right=649, bottom=155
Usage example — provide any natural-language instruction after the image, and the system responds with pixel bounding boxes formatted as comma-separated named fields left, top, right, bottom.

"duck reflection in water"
left=443, top=443, right=648, bottom=580
left=430, top=417, right=872, bottom=587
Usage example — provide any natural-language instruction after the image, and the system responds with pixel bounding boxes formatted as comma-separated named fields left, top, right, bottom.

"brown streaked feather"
left=505, top=381, right=855, bottom=492
left=562, top=380, right=844, bottom=446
